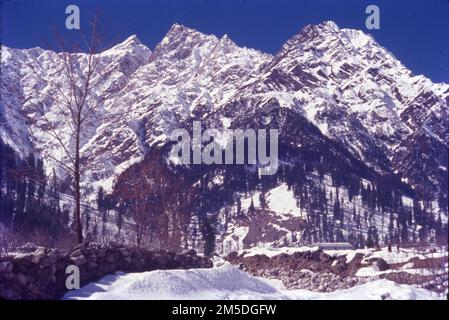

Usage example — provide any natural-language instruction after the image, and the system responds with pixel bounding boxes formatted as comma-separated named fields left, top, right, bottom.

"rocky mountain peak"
left=156, top=23, right=217, bottom=49
left=118, top=34, right=144, bottom=48
left=314, top=20, right=341, bottom=33
left=103, top=34, right=151, bottom=58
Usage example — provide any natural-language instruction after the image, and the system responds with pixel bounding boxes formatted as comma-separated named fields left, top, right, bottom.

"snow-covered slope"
left=63, top=264, right=440, bottom=300
left=1, top=35, right=152, bottom=192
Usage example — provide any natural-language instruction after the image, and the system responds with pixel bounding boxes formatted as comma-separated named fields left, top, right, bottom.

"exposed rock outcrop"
left=226, top=248, right=448, bottom=294
left=226, top=249, right=383, bottom=292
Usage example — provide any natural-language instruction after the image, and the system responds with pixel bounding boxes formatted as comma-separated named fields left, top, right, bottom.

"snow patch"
left=266, top=183, right=303, bottom=218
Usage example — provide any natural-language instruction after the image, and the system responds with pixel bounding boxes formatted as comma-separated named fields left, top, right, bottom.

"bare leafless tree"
left=112, top=150, right=196, bottom=250
left=26, top=15, right=116, bottom=243
left=113, top=161, right=166, bottom=248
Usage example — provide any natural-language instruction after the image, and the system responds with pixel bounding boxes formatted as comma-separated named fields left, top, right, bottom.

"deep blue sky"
left=2, top=0, right=449, bottom=83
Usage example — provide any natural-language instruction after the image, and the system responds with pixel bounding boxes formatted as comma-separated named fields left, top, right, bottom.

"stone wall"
left=0, top=242, right=212, bottom=300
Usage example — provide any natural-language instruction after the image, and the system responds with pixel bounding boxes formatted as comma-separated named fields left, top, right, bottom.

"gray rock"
left=375, top=258, right=389, bottom=271
left=71, top=255, right=87, bottom=266
left=33, top=247, right=47, bottom=256
left=48, top=250, right=59, bottom=263
left=70, top=249, right=83, bottom=258
left=31, top=249, right=47, bottom=264
left=16, top=273, right=27, bottom=286
left=381, top=292, right=392, bottom=300
left=0, top=261, right=13, bottom=273
left=13, top=253, right=32, bottom=262
left=120, top=248, right=131, bottom=257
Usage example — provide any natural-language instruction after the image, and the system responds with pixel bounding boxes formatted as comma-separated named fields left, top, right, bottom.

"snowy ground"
left=238, top=246, right=320, bottom=258
left=238, top=245, right=447, bottom=263
left=323, top=246, right=448, bottom=264
left=63, top=264, right=442, bottom=300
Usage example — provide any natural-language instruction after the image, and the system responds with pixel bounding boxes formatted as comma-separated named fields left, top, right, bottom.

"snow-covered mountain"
left=1, top=24, right=271, bottom=194
left=1, top=21, right=447, bottom=250
left=2, top=21, right=446, bottom=197
left=215, top=21, right=448, bottom=197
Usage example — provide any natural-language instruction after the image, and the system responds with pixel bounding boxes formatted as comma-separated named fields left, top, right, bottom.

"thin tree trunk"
left=74, top=124, right=83, bottom=243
